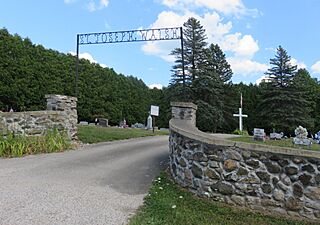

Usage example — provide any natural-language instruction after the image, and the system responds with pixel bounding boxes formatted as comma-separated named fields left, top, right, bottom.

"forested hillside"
left=0, top=28, right=166, bottom=126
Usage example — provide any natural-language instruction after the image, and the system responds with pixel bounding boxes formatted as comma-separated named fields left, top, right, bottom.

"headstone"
left=98, top=118, right=108, bottom=127
left=314, top=131, right=320, bottom=144
left=132, top=123, right=145, bottom=129
left=293, top=126, right=312, bottom=147
left=146, top=114, right=152, bottom=130
left=254, top=128, right=265, bottom=141
left=79, top=121, right=89, bottom=125
left=270, top=132, right=283, bottom=140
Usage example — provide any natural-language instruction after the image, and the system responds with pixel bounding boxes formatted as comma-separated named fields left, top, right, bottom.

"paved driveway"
left=0, top=136, right=169, bottom=225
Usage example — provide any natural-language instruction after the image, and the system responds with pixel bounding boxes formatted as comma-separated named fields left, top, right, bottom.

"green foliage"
left=170, top=17, right=208, bottom=95
left=266, top=46, right=297, bottom=88
left=232, top=129, right=249, bottom=136
left=0, top=28, right=155, bottom=126
left=0, top=129, right=71, bottom=157
left=259, top=47, right=313, bottom=134
left=169, top=18, right=232, bottom=132
left=196, top=100, right=223, bottom=133
left=204, top=44, right=233, bottom=83
left=129, top=173, right=312, bottom=225
left=2, top=27, right=320, bottom=135
left=77, top=125, right=169, bottom=144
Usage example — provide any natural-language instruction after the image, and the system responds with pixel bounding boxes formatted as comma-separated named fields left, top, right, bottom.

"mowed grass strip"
left=231, top=136, right=320, bottom=151
left=129, top=173, right=315, bottom=225
left=77, top=125, right=169, bottom=144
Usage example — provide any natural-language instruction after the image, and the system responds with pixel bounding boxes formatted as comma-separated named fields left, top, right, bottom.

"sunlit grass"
left=77, top=125, right=169, bottom=144
left=129, top=173, right=316, bottom=225
left=231, top=136, right=320, bottom=151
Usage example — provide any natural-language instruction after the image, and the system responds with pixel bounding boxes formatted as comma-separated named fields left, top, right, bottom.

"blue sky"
left=1, top=0, right=320, bottom=88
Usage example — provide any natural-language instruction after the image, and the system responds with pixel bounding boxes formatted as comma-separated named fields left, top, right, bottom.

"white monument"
left=233, top=93, right=248, bottom=131
left=146, top=114, right=152, bottom=130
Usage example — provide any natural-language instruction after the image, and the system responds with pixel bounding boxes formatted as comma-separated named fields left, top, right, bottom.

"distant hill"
left=0, top=28, right=166, bottom=126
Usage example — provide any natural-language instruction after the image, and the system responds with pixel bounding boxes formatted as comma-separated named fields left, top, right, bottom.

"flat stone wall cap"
left=170, top=102, right=197, bottom=110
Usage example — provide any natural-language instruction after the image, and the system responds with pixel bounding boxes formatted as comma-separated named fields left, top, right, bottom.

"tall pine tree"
left=259, top=46, right=312, bottom=134
left=170, top=17, right=207, bottom=100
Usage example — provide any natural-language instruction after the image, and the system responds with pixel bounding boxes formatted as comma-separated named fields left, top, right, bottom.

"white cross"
left=233, top=108, right=248, bottom=131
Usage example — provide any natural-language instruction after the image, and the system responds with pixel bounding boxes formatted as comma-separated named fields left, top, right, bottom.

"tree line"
left=0, top=28, right=161, bottom=126
left=1, top=22, right=320, bottom=135
left=167, top=18, right=320, bottom=135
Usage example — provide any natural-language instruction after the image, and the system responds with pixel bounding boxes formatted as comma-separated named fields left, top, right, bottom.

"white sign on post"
left=150, top=105, right=159, bottom=116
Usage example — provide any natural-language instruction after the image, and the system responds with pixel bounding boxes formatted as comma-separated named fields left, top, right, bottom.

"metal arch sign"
left=75, top=27, right=185, bottom=97
left=78, top=27, right=181, bottom=45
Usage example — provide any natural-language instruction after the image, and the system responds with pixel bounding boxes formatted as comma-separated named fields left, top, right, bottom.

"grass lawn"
left=129, top=173, right=316, bottom=225
left=77, top=125, right=169, bottom=144
left=231, top=136, right=320, bottom=151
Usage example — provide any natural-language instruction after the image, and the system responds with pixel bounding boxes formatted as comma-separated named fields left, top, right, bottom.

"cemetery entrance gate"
left=75, top=27, right=184, bottom=97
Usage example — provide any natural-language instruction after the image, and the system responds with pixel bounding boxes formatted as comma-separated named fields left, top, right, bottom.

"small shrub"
left=232, top=129, right=249, bottom=136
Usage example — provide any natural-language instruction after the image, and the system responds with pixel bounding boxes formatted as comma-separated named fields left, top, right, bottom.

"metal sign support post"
left=152, top=116, right=155, bottom=133
left=75, top=34, right=79, bottom=97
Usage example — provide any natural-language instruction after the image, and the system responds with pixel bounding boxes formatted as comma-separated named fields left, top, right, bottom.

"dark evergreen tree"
left=265, top=46, right=297, bottom=87
left=292, top=69, right=317, bottom=132
left=169, top=17, right=207, bottom=100
left=193, top=43, right=233, bottom=132
left=204, top=44, right=233, bottom=83
left=259, top=46, right=312, bottom=134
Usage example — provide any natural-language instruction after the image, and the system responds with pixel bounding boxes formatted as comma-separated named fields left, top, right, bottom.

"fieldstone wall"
left=0, top=95, right=77, bottom=140
left=169, top=102, right=320, bottom=221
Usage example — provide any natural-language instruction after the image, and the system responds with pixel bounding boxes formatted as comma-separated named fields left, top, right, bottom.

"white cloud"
left=162, top=0, right=181, bottom=8
left=227, top=57, right=268, bottom=76
left=255, top=75, right=272, bottom=85
left=311, top=61, right=320, bottom=74
left=142, top=43, right=176, bottom=62
left=86, top=0, right=109, bottom=12
left=148, top=83, right=163, bottom=89
left=141, top=10, right=196, bottom=62
left=69, top=51, right=108, bottom=68
left=160, top=0, right=259, bottom=17
left=290, top=58, right=307, bottom=69
left=195, top=0, right=246, bottom=15
left=141, top=10, right=263, bottom=75
left=64, top=0, right=76, bottom=4
left=100, top=0, right=109, bottom=7
left=141, top=11, right=233, bottom=60
left=221, top=33, right=259, bottom=58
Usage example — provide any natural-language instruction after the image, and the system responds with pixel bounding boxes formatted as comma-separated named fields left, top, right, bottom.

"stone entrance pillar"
left=45, top=95, right=78, bottom=140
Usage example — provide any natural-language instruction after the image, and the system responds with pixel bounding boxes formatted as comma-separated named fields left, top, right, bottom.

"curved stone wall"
left=169, top=102, right=320, bottom=221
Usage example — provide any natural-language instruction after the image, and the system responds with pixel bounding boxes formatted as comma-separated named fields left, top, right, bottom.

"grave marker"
left=254, top=128, right=265, bottom=141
